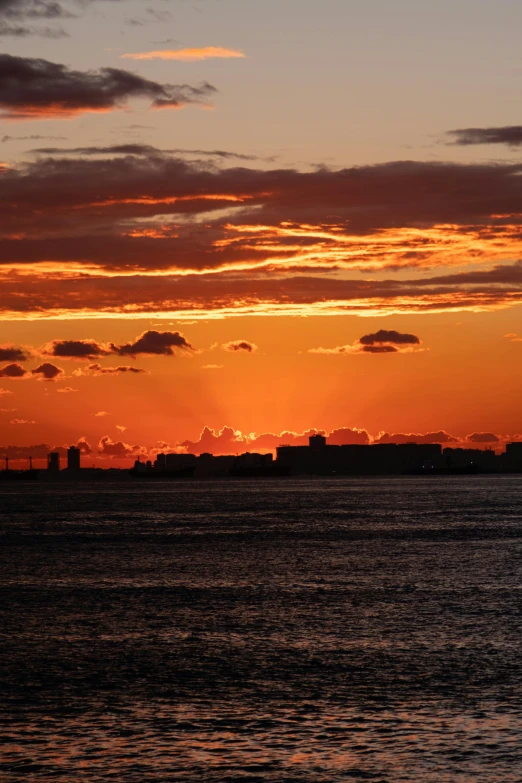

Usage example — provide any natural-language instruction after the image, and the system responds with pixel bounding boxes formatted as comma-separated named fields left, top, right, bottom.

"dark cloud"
left=98, top=435, right=145, bottom=459
left=0, top=54, right=216, bottom=119
left=311, top=329, right=422, bottom=356
left=0, top=19, right=67, bottom=35
left=359, top=330, right=421, bottom=346
left=0, top=0, right=70, bottom=36
left=180, top=425, right=371, bottom=456
left=0, top=0, right=71, bottom=19
left=0, top=436, right=91, bottom=462
left=0, top=362, right=27, bottom=377
left=3, top=153, right=522, bottom=317
left=375, top=431, right=459, bottom=445
left=3, top=155, right=522, bottom=276
left=31, top=361, right=63, bottom=380
left=43, top=338, right=108, bottom=359
left=110, top=330, right=193, bottom=357
left=466, top=432, right=500, bottom=443
left=0, top=345, right=28, bottom=361
left=32, top=143, right=166, bottom=156
left=2, top=263, right=522, bottom=319
left=448, top=126, right=522, bottom=147
left=30, top=144, right=266, bottom=161
left=359, top=344, right=399, bottom=354
left=222, top=340, right=257, bottom=353
left=322, top=427, right=370, bottom=446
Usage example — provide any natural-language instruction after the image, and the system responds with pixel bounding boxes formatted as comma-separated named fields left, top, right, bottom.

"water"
left=1, top=477, right=522, bottom=782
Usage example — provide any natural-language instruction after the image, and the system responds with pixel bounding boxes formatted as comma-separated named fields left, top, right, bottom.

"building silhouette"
left=47, top=452, right=60, bottom=472
left=277, top=435, right=442, bottom=475
left=67, top=446, right=81, bottom=471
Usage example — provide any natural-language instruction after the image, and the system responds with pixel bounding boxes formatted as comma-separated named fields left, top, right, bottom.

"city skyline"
left=1, top=0, right=522, bottom=457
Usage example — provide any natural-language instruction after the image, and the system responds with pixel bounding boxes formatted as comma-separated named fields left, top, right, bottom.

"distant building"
left=443, top=447, right=497, bottom=470
left=67, top=445, right=81, bottom=471
left=47, top=452, right=60, bottom=472
left=155, top=453, right=167, bottom=471
left=504, top=442, right=522, bottom=471
left=309, top=434, right=327, bottom=450
left=277, top=435, right=442, bottom=475
left=165, top=453, right=197, bottom=470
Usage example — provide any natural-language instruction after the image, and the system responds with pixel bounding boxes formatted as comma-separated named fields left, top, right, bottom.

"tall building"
left=67, top=445, right=81, bottom=471
left=47, top=452, right=60, bottom=472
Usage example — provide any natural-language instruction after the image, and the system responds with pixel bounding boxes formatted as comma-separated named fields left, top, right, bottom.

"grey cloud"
left=467, top=432, right=500, bottom=443
left=0, top=345, right=28, bottom=361
left=42, top=338, right=108, bottom=359
left=0, top=362, right=27, bottom=377
left=31, top=361, right=63, bottom=380
left=359, top=330, right=420, bottom=346
left=30, top=143, right=264, bottom=161
left=111, top=330, right=193, bottom=357
left=448, top=126, right=522, bottom=147
left=0, top=0, right=72, bottom=19
left=2, top=134, right=67, bottom=142
left=0, top=54, right=217, bottom=119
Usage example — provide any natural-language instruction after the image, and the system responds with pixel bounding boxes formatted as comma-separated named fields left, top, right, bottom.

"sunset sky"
left=1, top=0, right=522, bottom=464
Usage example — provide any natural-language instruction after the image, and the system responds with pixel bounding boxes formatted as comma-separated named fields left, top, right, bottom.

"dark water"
left=1, top=477, right=522, bottom=782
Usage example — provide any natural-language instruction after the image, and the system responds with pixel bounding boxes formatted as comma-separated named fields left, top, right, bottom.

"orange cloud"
left=121, top=47, right=246, bottom=62
left=310, top=329, right=424, bottom=355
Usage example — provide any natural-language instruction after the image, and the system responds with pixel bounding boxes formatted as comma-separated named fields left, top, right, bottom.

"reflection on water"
left=1, top=477, right=522, bottom=781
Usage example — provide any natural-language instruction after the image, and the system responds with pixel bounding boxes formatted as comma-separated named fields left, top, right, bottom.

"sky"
left=1, top=0, right=522, bottom=465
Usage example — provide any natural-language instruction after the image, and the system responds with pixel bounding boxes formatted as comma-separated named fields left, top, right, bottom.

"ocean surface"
left=1, top=477, right=522, bottom=782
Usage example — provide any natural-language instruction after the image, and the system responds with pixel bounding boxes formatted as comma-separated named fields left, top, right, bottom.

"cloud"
left=97, top=435, right=146, bottom=459
left=0, top=345, right=28, bottom=361
left=73, top=362, right=147, bottom=376
left=327, top=427, right=371, bottom=445
left=504, top=333, right=522, bottom=342
left=0, top=0, right=71, bottom=19
left=29, top=143, right=263, bottom=161
left=360, top=329, right=420, bottom=346
left=56, top=385, right=77, bottom=393
left=466, top=432, right=500, bottom=443
left=116, top=424, right=126, bottom=432
left=121, top=47, right=246, bottom=62
left=374, top=431, right=459, bottom=445
left=31, top=361, right=63, bottom=380
left=222, top=340, right=257, bottom=353
left=110, top=330, right=194, bottom=357
left=0, top=19, right=67, bottom=36
left=0, top=362, right=27, bottom=377
left=202, top=364, right=224, bottom=369
left=311, top=329, right=422, bottom=355
left=0, top=387, right=13, bottom=395
left=42, top=338, right=108, bottom=359
left=0, top=0, right=70, bottom=35
left=180, top=425, right=372, bottom=455
left=94, top=410, right=110, bottom=417
left=10, top=417, right=35, bottom=424
left=0, top=54, right=217, bottom=119
left=2, top=133, right=66, bottom=142
left=76, top=437, right=91, bottom=455
left=448, top=126, right=522, bottom=147
left=4, top=154, right=522, bottom=319
left=0, top=436, right=92, bottom=463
